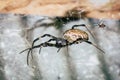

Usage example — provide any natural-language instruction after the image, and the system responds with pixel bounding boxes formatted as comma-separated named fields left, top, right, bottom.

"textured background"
left=0, top=0, right=120, bottom=19
left=0, top=14, right=120, bottom=80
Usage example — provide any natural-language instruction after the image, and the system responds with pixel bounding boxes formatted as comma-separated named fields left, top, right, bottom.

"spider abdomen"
left=63, top=29, right=89, bottom=42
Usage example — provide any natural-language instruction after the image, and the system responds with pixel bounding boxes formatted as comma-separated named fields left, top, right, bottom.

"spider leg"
left=19, top=48, right=30, bottom=54
left=38, top=38, right=56, bottom=54
left=41, top=34, right=57, bottom=39
left=19, top=38, right=40, bottom=65
left=40, top=41, right=70, bottom=52
left=69, top=38, right=105, bottom=54
left=31, top=34, right=57, bottom=55
left=66, top=46, right=69, bottom=54
left=57, top=48, right=61, bottom=52
left=19, top=47, right=33, bottom=65
left=28, top=38, right=57, bottom=63
left=56, top=44, right=70, bottom=53
left=72, top=24, right=86, bottom=29
left=32, top=34, right=57, bottom=50
left=20, top=44, right=42, bottom=65
left=31, top=38, right=40, bottom=59
left=84, top=40, right=105, bottom=54
left=27, top=48, right=31, bottom=65
left=39, top=47, right=42, bottom=54
left=20, top=39, right=68, bottom=65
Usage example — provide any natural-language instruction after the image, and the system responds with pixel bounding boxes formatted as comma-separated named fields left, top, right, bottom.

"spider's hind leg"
left=85, top=40, right=105, bottom=54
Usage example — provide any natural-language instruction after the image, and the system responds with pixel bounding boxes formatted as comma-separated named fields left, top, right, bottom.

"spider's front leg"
left=20, top=41, right=56, bottom=65
left=31, top=34, right=57, bottom=54
left=19, top=44, right=42, bottom=65
left=32, top=34, right=57, bottom=47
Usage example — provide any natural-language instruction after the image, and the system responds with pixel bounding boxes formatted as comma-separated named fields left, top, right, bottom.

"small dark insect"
left=20, top=24, right=105, bottom=65
left=98, top=22, right=106, bottom=28
left=95, top=19, right=106, bottom=28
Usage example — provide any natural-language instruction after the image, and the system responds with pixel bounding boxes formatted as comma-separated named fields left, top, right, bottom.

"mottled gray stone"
left=0, top=14, right=120, bottom=80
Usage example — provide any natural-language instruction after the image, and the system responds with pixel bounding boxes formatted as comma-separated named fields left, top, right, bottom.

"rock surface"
left=0, top=14, right=120, bottom=80
left=0, top=0, right=120, bottom=19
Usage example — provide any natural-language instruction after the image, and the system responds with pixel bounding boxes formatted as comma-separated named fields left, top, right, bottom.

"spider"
left=20, top=24, right=105, bottom=65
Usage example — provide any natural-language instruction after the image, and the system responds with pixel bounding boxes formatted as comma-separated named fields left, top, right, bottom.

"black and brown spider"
left=20, top=24, right=105, bottom=65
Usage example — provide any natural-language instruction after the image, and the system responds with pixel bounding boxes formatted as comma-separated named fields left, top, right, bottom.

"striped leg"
left=31, top=34, right=57, bottom=56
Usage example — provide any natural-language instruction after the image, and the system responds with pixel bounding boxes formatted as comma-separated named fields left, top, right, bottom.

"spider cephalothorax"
left=20, top=24, right=105, bottom=65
